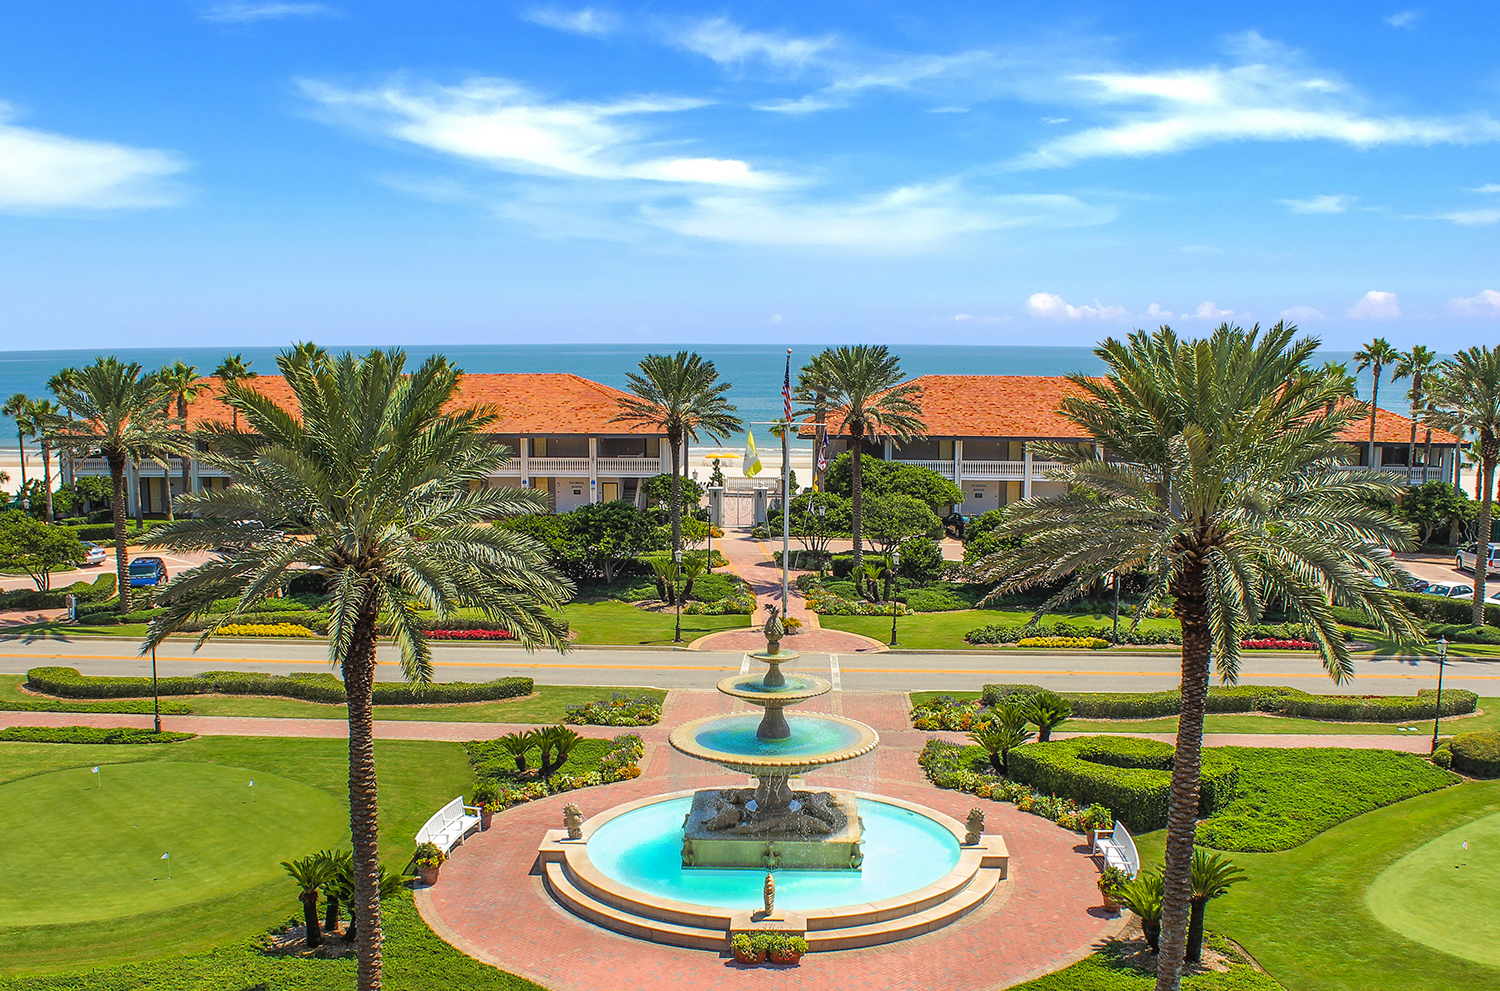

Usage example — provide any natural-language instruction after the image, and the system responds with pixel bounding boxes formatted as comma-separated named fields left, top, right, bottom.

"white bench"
left=1091, top=822, right=1139, bottom=878
left=416, top=797, right=482, bottom=855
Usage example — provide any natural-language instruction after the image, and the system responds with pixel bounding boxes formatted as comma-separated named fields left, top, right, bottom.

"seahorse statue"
left=563, top=803, right=584, bottom=840
left=763, top=872, right=776, bottom=914
left=965, top=808, right=985, bottom=845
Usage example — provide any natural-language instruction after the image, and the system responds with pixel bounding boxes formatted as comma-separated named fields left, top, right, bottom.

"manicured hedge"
left=1005, top=735, right=1240, bottom=832
left=0, top=573, right=116, bottom=612
left=1335, top=590, right=1500, bottom=629
left=978, top=682, right=1477, bottom=723
left=0, top=726, right=194, bottom=744
left=1449, top=731, right=1500, bottom=778
left=0, top=695, right=193, bottom=714
left=65, top=520, right=170, bottom=543
left=26, top=667, right=533, bottom=706
left=964, top=620, right=1321, bottom=646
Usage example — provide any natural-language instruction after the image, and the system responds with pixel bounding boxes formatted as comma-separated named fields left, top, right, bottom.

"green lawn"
left=822, top=609, right=1178, bottom=649
left=1011, top=936, right=1282, bottom=990
left=559, top=600, right=748, bottom=644
left=1135, top=781, right=1500, bottom=991
left=0, top=735, right=481, bottom=977
left=909, top=690, right=1500, bottom=737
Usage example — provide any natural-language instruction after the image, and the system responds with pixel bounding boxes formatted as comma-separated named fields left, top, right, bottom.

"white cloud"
left=1183, top=301, right=1239, bottom=321
left=1475, top=183, right=1500, bottom=194
left=645, top=187, right=1111, bottom=250
left=0, top=103, right=185, bottom=210
left=769, top=313, right=784, bottom=324
left=754, top=95, right=840, bottom=115
left=1017, top=34, right=1498, bottom=168
left=1347, top=290, right=1401, bottom=319
left=1280, top=305, right=1327, bottom=322
left=522, top=6, right=619, bottom=37
left=1437, top=208, right=1500, bottom=225
left=1385, top=11, right=1422, bottom=28
left=1282, top=193, right=1354, bottom=214
left=952, top=313, right=1009, bottom=324
left=673, top=17, right=834, bottom=68
left=1026, top=292, right=1129, bottom=321
left=302, top=77, right=785, bottom=189
left=201, top=2, right=335, bottom=22
left=1143, top=303, right=1173, bottom=320
left=1449, top=290, right=1500, bottom=318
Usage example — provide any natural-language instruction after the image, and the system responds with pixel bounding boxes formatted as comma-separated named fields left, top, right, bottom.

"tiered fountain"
left=534, top=613, right=1010, bottom=952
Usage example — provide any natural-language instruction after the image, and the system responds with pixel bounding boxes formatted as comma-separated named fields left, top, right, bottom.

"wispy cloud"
left=1434, top=208, right=1500, bottom=225
left=521, top=6, right=619, bottom=38
left=1280, top=305, right=1327, bottom=322
left=1282, top=193, right=1355, bottom=214
left=1143, top=303, right=1172, bottom=320
left=301, top=77, right=784, bottom=189
left=1026, top=292, right=1128, bottom=321
left=1385, top=10, right=1422, bottom=28
left=1449, top=290, right=1500, bottom=318
left=1347, top=290, right=1401, bottom=319
left=1181, top=301, right=1241, bottom=321
left=671, top=17, right=835, bottom=69
left=1016, top=33, right=1497, bottom=168
left=201, top=2, right=336, bottom=22
left=952, top=313, right=1010, bottom=324
left=1474, top=183, right=1500, bottom=194
left=755, top=51, right=993, bottom=114
left=0, top=103, right=185, bottom=211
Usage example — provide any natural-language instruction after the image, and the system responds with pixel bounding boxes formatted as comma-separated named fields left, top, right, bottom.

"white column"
left=189, top=455, right=200, bottom=495
left=125, top=458, right=140, bottom=517
left=883, top=437, right=893, bottom=459
left=953, top=439, right=963, bottom=493
left=1022, top=443, right=1033, bottom=500
left=519, top=436, right=530, bottom=489
left=588, top=437, right=599, bottom=504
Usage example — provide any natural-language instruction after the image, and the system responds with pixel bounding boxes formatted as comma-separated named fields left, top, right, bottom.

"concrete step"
left=543, top=862, right=727, bottom=951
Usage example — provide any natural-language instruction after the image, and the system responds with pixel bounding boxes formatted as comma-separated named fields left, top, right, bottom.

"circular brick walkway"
left=416, top=690, right=1125, bottom=991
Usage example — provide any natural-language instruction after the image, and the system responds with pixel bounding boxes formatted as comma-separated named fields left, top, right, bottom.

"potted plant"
left=1098, top=865, right=1130, bottom=913
left=730, top=932, right=766, bottom=965
left=767, top=933, right=807, bottom=964
left=414, top=842, right=446, bottom=885
left=472, top=780, right=502, bottom=830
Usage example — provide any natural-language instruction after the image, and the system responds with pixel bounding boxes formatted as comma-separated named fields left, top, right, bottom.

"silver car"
left=1456, top=543, right=1500, bottom=576
left=1424, top=580, right=1476, bottom=599
left=79, top=541, right=108, bottom=567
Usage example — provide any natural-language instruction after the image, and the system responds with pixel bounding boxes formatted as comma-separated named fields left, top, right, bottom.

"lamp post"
left=889, top=547, right=901, bottom=647
left=1431, top=636, right=1448, bottom=753
left=151, top=645, right=161, bottom=734
left=1111, top=571, right=1120, bottom=641
left=672, top=548, right=683, bottom=644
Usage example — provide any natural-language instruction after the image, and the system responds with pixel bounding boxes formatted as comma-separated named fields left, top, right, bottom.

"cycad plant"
left=142, top=347, right=572, bottom=991
left=1187, top=849, right=1246, bottom=962
left=49, top=358, right=185, bottom=612
left=972, top=324, right=1420, bottom=991
left=316, top=849, right=353, bottom=932
left=795, top=346, right=925, bottom=570
left=281, top=854, right=330, bottom=948
left=1120, top=870, right=1165, bottom=952
left=1022, top=689, right=1072, bottom=742
left=612, top=352, right=742, bottom=561
left=968, top=703, right=1033, bottom=774
left=1427, top=347, right=1500, bottom=622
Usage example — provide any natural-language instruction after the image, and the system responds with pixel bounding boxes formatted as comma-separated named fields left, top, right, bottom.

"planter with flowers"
left=414, top=842, right=446, bottom=885
left=766, top=933, right=807, bottom=964
left=472, top=780, right=502, bottom=830
left=730, top=933, right=766, bottom=964
left=1097, top=865, right=1130, bottom=913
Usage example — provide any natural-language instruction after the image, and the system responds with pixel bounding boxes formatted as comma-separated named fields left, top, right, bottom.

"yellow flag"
left=744, top=431, right=763, bottom=477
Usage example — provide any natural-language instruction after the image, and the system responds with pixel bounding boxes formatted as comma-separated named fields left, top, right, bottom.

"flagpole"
left=782, top=349, right=792, bottom=619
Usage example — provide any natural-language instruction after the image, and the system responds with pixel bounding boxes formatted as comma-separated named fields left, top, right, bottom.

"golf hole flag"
left=744, top=431, right=763, bottom=477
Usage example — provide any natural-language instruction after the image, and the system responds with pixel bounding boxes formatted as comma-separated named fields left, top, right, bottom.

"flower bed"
left=918, top=738, right=1115, bottom=833
left=804, top=587, right=911, bottom=616
left=465, top=733, right=645, bottom=809
left=684, top=590, right=756, bottom=615
left=423, top=629, right=515, bottom=640
left=564, top=692, right=662, bottom=726
left=216, top=623, right=316, bottom=638
left=1240, top=638, right=1316, bottom=650
left=1017, top=635, right=1110, bottom=649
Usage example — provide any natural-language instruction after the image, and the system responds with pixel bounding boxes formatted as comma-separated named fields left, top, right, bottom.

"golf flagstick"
left=91, top=766, right=101, bottom=790
left=250, top=780, right=255, bottom=803
left=162, top=852, right=171, bottom=880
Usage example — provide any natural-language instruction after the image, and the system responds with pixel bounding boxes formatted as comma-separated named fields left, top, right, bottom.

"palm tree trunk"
left=669, top=429, right=682, bottom=556
left=1424, top=430, right=1433, bottom=478
left=1367, top=371, right=1380, bottom=469
left=15, top=428, right=26, bottom=488
left=850, top=428, right=865, bottom=570
left=325, top=893, right=340, bottom=933
left=108, top=452, right=131, bottom=614
left=1157, top=555, right=1211, bottom=991
left=1409, top=382, right=1420, bottom=476
left=1474, top=440, right=1497, bottom=626
left=345, top=603, right=384, bottom=990
left=302, top=890, right=322, bottom=948
left=41, top=444, right=53, bottom=521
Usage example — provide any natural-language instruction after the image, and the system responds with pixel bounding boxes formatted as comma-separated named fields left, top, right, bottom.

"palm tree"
left=142, top=347, right=572, bottom=991
left=1186, top=849, right=1246, bottom=962
left=612, top=352, right=742, bottom=561
left=795, top=346, right=925, bottom=570
left=973, top=324, right=1420, bottom=991
left=281, top=855, right=329, bottom=948
left=3, top=394, right=31, bottom=489
left=157, top=361, right=205, bottom=516
left=1393, top=345, right=1439, bottom=475
left=49, top=359, right=184, bottom=613
left=27, top=399, right=68, bottom=521
left=211, top=353, right=256, bottom=430
left=1353, top=337, right=1399, bottom=469
left=1427, top=347, right=1500, bottom=624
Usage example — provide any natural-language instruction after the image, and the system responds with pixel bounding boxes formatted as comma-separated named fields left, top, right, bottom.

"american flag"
left=782, top=352, right=793, bottom=423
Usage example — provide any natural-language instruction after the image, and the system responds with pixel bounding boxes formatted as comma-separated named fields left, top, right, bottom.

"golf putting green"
left=1365, top=809, right=1500, bottom=968
left=0, top=761, right=345, bottom=928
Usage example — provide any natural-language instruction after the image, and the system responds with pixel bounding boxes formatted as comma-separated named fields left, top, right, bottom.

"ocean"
left=0, top=342, right=1388, bottom=451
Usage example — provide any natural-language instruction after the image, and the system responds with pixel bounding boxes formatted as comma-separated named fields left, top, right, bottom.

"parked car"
left=1404, top=577, right=1431, bottom=595
left=127, top=556, right=169, bottom=588
left=79, top=541, right=108, bottom=567
left=1456, top=542, right=1500, bottom=576
left=1422, top=581, right=1475, bottom=600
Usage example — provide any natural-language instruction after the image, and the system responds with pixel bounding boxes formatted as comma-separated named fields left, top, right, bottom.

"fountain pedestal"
left=682, top=787, right=864, bottom=871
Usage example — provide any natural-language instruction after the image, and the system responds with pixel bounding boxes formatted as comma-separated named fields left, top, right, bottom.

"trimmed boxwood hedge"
left=979, top=682, right=1477, bottom=723
left=0, top=573, right=116, bottom=612
left=25, top=666, right=533, bottom=706
left=0, top=726, right=195, bottom=744
left=1005, top=735, right=1239, bottom=833
left=1449, top=731, right=1500, bottom=778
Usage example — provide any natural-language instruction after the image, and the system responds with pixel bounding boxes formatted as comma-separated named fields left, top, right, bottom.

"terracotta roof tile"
left=183, top=373, right=660, bottom=436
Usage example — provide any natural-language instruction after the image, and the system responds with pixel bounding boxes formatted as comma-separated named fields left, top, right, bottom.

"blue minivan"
left=128, top=557, right=169, bottom=588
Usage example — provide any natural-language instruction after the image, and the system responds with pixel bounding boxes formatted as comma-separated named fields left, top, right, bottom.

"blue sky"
left=0, top=1, right=1497, bottom=349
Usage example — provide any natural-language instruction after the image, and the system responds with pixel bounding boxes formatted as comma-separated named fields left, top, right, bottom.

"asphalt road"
left=1, top=636, right=1495, bottom=695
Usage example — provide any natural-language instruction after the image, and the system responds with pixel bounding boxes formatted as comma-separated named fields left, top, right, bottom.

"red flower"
left=422, top=629, right=514, bottom=640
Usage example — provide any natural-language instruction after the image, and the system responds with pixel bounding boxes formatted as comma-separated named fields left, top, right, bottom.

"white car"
left=79, top=541, right=108, bottom=567
left=1456, top=542, right=1500, bottom=576
left=1424, top=581, right=1475, bottom=599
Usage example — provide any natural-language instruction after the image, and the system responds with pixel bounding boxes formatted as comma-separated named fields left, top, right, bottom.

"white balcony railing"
left=595, top=457, right=662, bottom=475
left=957, top=460, right=1024, bottom=478
left=1357, top=465, right=1449, bottom=484
left=526, top=457, right=592, bottom=475
left=897, top=459, right=956, bottom=478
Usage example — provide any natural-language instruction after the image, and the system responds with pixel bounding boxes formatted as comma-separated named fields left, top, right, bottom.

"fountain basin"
left=716, top=672, right=830, bottom=707
left=668, top=712, right=878, bottom=776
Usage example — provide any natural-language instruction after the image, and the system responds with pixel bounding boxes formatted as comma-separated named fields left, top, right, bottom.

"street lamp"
left=151, top=645, right=161, bottom=734
left=1431, top=636, right=1448, bottom=754
left=889, top=547, right=902, bottom=647
left=672, top=549, right=683, bottom=644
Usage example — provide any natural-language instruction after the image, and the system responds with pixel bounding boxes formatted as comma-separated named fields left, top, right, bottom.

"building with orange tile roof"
left=807, top=375, right=1460, bottom=514
left=73, top=373, right=668, bottom=517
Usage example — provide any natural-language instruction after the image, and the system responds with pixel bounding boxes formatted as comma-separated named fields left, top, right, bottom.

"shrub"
left=684, top=589, right=756, bottom=615
left=564, top=692, right=662, bottom=726
left=463, top=732, right=644, bottom=808
left=895, top=536, right=946, bottom=585
left=804, top=587, right=910, bottom=616
left=903, top=585, right=977, bottom=612
left=0, top=726, right=194, bottom=744
left=917, top=738, right=1113, bottom=833
left=1432, top=742, right=1454, bottom=769
left=969, top=683, right=1476, bottom=723
left=1448, top=731, right=1500, bottom=778
left=216, top=623, right=317, bottom=638
left=1017, top=636, right=1111, bottom=649
left=1005, top=736, right=1240, bottom=832
left=0, top=573, right=116, bottom=612
left=26, top=666, right=533, bottom=706
left=423, top=629, right=516, bottom=640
